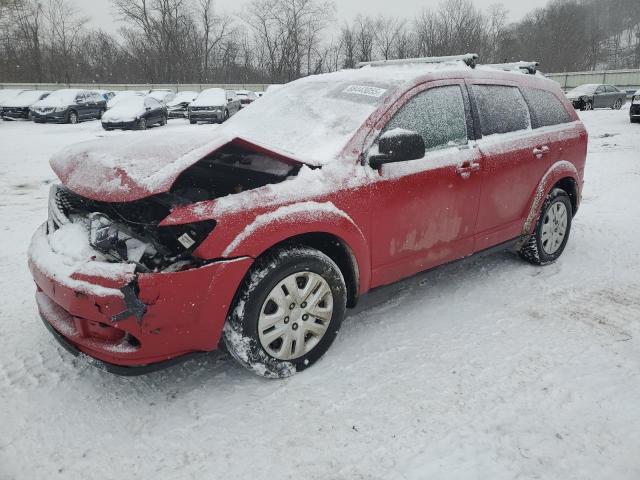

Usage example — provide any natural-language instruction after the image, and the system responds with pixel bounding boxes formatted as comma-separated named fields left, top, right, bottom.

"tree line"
left=1, top=0, right=639, bottom=85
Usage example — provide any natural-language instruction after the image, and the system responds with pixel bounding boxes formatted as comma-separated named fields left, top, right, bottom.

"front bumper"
left=189, top=111, right=224, bottom=122
left=32, top=110, right=67, bottom=122
left=1, top=107, right=30, bottom=119
left=102, top=120, right=138, bottom=129
left=29, top=224, right=253, bottom=371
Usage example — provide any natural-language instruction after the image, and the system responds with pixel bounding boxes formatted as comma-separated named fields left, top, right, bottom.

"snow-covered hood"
left=102, top=100, right=146, bottom=122
left=50, top=128, right=310, bottom=202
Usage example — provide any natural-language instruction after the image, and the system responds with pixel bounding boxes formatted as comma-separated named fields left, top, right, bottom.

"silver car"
left=566, top=84, right=627, bottom=111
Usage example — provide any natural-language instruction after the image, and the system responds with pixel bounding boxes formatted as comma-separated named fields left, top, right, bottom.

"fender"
left=522, top=160, right=581, bottom=237
left=206, top=201, right=371, bottom=295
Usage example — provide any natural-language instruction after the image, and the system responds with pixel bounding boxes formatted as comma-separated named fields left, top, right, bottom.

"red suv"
left=28, top=55, right=588, bottom=377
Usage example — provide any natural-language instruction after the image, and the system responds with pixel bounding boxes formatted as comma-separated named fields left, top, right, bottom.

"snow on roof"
left=34, top=89, right=85, bottom=107
left=191, top=88, right=227, bottom=106
left=2, top=90, right=49, bottom=107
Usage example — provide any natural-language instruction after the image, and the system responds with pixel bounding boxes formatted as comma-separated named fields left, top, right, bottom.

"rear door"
left=469, top=81, right=556, bottom=251
left=74, top=92, right=88, bottom=118
left=369, top=80, right=483, bottom=287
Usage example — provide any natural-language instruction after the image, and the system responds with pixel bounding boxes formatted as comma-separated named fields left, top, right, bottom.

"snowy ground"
left=1, top=112, right=639, bottom=479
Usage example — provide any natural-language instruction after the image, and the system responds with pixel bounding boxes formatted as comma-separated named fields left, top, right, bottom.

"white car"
left=1, top=90, right=50, bottom=120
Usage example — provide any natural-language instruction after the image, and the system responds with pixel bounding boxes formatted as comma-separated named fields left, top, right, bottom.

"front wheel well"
left=553, top=177, right=579, bottom=216
left=257, top=233, right=360, bottom=308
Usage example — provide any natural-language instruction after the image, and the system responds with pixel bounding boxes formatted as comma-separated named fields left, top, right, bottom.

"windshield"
left=568, top=84, right=598, bottom=95
left=219, top=77, right=396, bottom=164
left=168, top=91, right=198, bottom=106
left=35, top=90, right=82, bottom=107
left=8, top=90, right=46, bottom=105
left=192, top=89, right=226, bottom=106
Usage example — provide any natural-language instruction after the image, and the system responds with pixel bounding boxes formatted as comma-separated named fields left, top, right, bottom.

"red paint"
left=31, top=68, right=587, bottom=368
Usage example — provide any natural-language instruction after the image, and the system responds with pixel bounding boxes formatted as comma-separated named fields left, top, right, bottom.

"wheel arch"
left=523, top=160, right=581, bottom=236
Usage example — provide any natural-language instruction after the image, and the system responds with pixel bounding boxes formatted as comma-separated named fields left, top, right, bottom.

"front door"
left=369, top=81, right=483, bottom=288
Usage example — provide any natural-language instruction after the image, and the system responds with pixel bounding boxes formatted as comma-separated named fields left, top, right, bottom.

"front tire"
left=68, top=111, right=78, bottom=124
left=138, top=118, right=147, bottom=130
left=224, top=246, right=347, bottom=378
left=583, top=101, right=593, bottom=111
left=519, top=188, right=573, bottom=266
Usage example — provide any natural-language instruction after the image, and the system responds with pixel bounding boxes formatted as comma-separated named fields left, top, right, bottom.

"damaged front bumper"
left=29, top=223, right=253, bottom=373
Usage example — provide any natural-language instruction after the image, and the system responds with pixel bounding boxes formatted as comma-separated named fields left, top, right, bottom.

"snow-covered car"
left=147, top=90, right=176, bottom=105
left=0, top=90, right=50, bottom=120
left=101, top=96, right=167, bottom=131
left=166, top=91, right=199, bottom=119
left=31, top=89, right=106, bottom=124
left=566, top=84, right=627, bottom=111
left=97, top=90, right=116, bottom=101
left=28, top=54, right=588, bottom=378
left=235, top=89, right=257, bottom=108
left=0, top=88, right=26, bottom=106
left=188, top=88, right=240, bottom=124
left=107, top=91, right=145, bottom=110
left=630, top=90, right=640, bottom=123
left=265, top=84, right=284, bottom=95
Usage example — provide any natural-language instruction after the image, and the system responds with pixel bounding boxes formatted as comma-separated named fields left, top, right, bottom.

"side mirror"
left=369, top=129, right=425, bottom=169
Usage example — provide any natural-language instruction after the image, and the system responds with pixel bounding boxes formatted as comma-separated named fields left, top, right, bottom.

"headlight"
left=633, top=96, right=640, bottom=105
left=54, top=106, right=66, bottom=112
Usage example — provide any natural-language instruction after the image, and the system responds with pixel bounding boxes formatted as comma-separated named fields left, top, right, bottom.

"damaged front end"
left=30, top=142, right=300, bottom=371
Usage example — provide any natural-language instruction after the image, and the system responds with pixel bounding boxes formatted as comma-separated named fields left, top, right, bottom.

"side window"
left=75, top=93, right=85, bottom=104
left=383, top=85, right=468, bottom=151
left=472, top=85, right=530, bottom=136
left=595, top=86, right=605, bottom=94
left=605, top=85, right=619, bottom=93
left=522, top=87, right=572, bottom=128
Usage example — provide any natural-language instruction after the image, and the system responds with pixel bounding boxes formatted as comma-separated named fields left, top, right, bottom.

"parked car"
left=28, top=55, right=588, bottom=378
left=31, top=89, right=106, bottom=124
left=0, top=90, right=50, bottom=120
left=235, top=89, right=258, bottom=108
left=0, top=89, right=26, bottom=105
left=188, top=88, right=240, bottom=124
left=107, top=91, right=145, bottom=110
left=255, top=91, right=265, bottom=98
left=166, top=91, right=199, bottom=119
left=101, top=96, right=167, bottom=130
left=148, top=90, right=176, bottom=105
left=631, top=90, right=640, bottom=123
left=566, top=84, right=627, bottom=110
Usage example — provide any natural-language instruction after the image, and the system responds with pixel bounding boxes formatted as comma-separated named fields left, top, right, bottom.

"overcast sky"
left=71, top=0, right=551, bottom=35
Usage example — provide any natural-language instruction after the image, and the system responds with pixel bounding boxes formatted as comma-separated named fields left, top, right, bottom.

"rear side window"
left=522, top=88, right=573, bottom=128
left=605, top=85, right=619, bottom=93
left=472, top=85, right=530, bottom=136
left=384, top=85, right=468, bottom=151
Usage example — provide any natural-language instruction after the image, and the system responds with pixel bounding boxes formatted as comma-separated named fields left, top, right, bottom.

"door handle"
left=456, top=160, right=481, bottom=179
left=533, top=146, right=550, bottom=158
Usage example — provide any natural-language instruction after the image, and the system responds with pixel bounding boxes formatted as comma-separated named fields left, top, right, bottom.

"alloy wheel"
left=69, top=112, right=78, bottom=124
left=258, top=271, right=334, bottom=361
left=541, top=201, right=568, bottom=255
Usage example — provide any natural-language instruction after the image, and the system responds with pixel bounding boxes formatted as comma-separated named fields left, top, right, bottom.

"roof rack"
left=485, top=61, right=540, bottom=75
left=357, top=54, right=478, bottom=69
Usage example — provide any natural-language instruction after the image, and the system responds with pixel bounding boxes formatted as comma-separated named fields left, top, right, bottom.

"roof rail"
left=357, top=54, right=478, bottom=69
left=485, top=61, right=540, bottom=75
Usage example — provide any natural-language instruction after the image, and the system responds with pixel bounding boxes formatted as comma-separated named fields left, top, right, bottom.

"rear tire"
left=614, top=99, right=623, bottom=110
left=519, top=188, right=573, bottom=266
left=223, top=246, right=347, bottom=378
left=189, top=119, right=197, bottom=125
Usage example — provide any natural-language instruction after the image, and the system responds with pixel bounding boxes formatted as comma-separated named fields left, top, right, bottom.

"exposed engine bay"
left=48, top=144, right=300, bottom=273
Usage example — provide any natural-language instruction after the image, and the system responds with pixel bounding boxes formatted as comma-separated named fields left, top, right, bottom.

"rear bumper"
left=102, top=120, right=138, bottom=129
left=29, top=224, right=253, bottom=371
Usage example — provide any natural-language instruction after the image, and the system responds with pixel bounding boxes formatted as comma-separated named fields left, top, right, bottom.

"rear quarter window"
left=472, top=85, right=530, bottom=136
left=522, top=87, right=573, bottom=128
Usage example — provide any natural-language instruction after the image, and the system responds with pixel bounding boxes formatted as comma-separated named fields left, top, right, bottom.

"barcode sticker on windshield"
left=343, top=85, right=387, bottom=98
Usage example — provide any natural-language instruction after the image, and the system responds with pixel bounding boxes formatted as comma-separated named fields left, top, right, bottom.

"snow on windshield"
left=192, top=89, right=227, bottom=106
left=168, top=91, right=198, bottom=106
left=5, top=90, right=47, bottom=106
left=35, top=89, right=82, bottom=107
left=568, top=84, right=598, bottom=95
left=219, top=75, right=395, bottom=163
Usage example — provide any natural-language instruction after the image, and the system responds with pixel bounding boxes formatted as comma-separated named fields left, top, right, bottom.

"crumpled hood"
left=50, top=128, right=232, bottom=202
left=50, top=127, right=311, bottom=202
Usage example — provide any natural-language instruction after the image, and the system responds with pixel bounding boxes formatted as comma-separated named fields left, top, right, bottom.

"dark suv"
left=631, top=90, right=640, bottom=123
left=31, top=89, right=107, bottom=124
